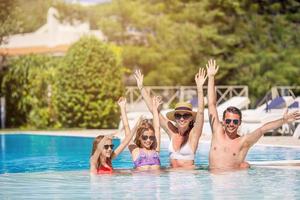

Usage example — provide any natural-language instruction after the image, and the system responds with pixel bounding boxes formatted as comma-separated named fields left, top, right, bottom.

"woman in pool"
left=134, top=68, right=207, bottom=168
left=90, top=97, right=136, bottom=174
left=128, top=96, right=162, bottom=170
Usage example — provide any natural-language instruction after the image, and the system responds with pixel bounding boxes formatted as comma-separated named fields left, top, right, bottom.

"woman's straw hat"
left=166, top=102, right=197, bottom=122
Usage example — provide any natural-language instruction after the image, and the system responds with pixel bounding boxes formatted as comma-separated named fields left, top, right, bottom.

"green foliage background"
left=91, top=0, right=300, bottom=104
left=0, top=0, right=21, bottom=44
left=1, top=37, right=123, bottom=128
left=54, top=37, right=124, bottom=128
left=1, top=55, right=57, bottom=128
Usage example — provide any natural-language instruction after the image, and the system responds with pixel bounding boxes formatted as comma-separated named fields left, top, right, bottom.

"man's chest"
left=211, top=136, right=243, bottom=157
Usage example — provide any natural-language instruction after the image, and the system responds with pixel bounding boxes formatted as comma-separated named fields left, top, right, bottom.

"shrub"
left=1, top=55, right=57, bottom=128
left=54, top=36, right=124, bottom=128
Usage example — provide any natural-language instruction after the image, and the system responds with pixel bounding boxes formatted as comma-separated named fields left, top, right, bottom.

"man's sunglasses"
left=104, top=144, right=114, bottom=150
left=141, top=135, right=155, bottom=141
left=174, top=113, right=192, bottom=120
left=225, top=119, right=240, bottom=125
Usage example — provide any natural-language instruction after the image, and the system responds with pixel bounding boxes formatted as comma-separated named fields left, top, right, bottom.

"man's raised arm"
left=206, top=59, right=221, bottom=133
left=243, top=109, right=300, bottom=147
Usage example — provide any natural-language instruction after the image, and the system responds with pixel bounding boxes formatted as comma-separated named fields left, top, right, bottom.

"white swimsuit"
left=168, top=139, right=195, bottom=160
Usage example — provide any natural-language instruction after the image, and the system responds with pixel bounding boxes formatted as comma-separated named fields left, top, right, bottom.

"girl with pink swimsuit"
left=127, top=96, right=162, bottom=171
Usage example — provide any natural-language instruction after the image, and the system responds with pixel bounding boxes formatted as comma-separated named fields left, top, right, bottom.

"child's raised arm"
left=112, top=97, right=135, bottom=159
left=152, top=96, right=163, bottom=152
left=134, top=70, right=171, bottom=138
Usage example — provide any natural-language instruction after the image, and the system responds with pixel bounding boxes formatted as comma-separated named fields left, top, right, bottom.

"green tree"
left=93, top=0, right=299, bottom=105
left=1, top=55, right=58, bottom=128
left=13, top=0, right=87, bottom=34
left=0, top=0, right=21, bottom=45
left=11, top=0, right=53, bottom=34
left=222, top=0, right=300, bottom=105
left=95, top=0, right=242, bottom=85
left=53, top=1, right=89, bottom=25
left=54, top=36, right=124, bottom=128
left=6, top=0, right=300, bottom=109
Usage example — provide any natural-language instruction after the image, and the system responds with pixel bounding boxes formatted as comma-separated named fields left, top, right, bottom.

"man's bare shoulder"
left=212, top=125, right=225, bottom=135
left=211, top=129, right=225, bottom=142
left=238, top=133, right=253, bottom=148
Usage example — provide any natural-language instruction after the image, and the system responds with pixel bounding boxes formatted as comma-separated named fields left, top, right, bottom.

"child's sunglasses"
left=104, top=144, right=114, bottom=150
left=141, top=135, right=155, bottom=141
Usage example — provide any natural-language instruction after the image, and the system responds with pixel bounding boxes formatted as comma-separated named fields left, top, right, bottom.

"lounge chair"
left=241, top=96, right=297, bottom=135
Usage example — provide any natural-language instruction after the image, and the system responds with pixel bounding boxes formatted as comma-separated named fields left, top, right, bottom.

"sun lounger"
left=293, top=123, right=300, bottom=139
left=241, top=96, right=298, bottom=135
left=266, top=96, right=294, bottom=110
left=217, top=96, right=250, bottom=112
left=288, top=97, right=300, bottom=109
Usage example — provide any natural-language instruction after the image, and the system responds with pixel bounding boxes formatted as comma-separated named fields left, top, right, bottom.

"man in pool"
left=206, top=59, right=300, bottom=171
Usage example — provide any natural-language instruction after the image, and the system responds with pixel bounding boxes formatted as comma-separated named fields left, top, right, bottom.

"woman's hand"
left=152, top=96, right=163, bottom=111
left=195, top=67, right=207, bottom=87
left=134, top=69, right=144, bottom=90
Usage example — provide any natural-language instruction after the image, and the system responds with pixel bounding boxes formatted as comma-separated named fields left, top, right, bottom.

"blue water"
left=1, top=134, right=300, bottom=199
left=1, top=134, right=300, bottom=174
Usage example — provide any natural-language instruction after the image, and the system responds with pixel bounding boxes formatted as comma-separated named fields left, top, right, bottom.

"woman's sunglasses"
left=104, top=144, right=114, bottom=150
left=174, top=113, right=192, bottom=120
left=141, top=135, right=155, bottom=141
left=224, top=119, right=240, bottom=125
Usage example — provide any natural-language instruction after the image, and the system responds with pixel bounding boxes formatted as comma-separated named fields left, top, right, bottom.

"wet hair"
left=222, top=106, right=242, bottom=121
left=133, top=119, right=156, bottom=150
left=188, top=120, right=195, bottom=129
left=91, top=135, right=112, bottom=168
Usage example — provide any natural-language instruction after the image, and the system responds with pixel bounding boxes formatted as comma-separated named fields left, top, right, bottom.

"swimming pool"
left=1, top=134, right=300, bottom=199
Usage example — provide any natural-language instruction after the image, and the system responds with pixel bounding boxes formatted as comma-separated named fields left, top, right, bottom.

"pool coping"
left=250, top=160, right=300, bottom=170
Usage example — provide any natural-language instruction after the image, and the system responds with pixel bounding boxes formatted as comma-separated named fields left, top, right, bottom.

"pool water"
left=2, top=134, right=300, bottom=174
left=1, top=168, right=299, bottom=199
left=1, top=134, right=300, bottom=199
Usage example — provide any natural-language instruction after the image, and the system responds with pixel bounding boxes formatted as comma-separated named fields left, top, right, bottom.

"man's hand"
left=283, top=109, right=300, bottom=123
left=206, top=59, right=219, bottom=77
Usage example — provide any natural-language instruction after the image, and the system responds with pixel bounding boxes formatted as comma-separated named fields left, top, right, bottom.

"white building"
left=0, top=7, right=106, bottom=56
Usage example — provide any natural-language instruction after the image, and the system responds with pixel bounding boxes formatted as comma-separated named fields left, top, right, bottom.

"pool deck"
left=201, top=134, right=300, bottom=148
left=1, top=129, right=300, bottom=148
